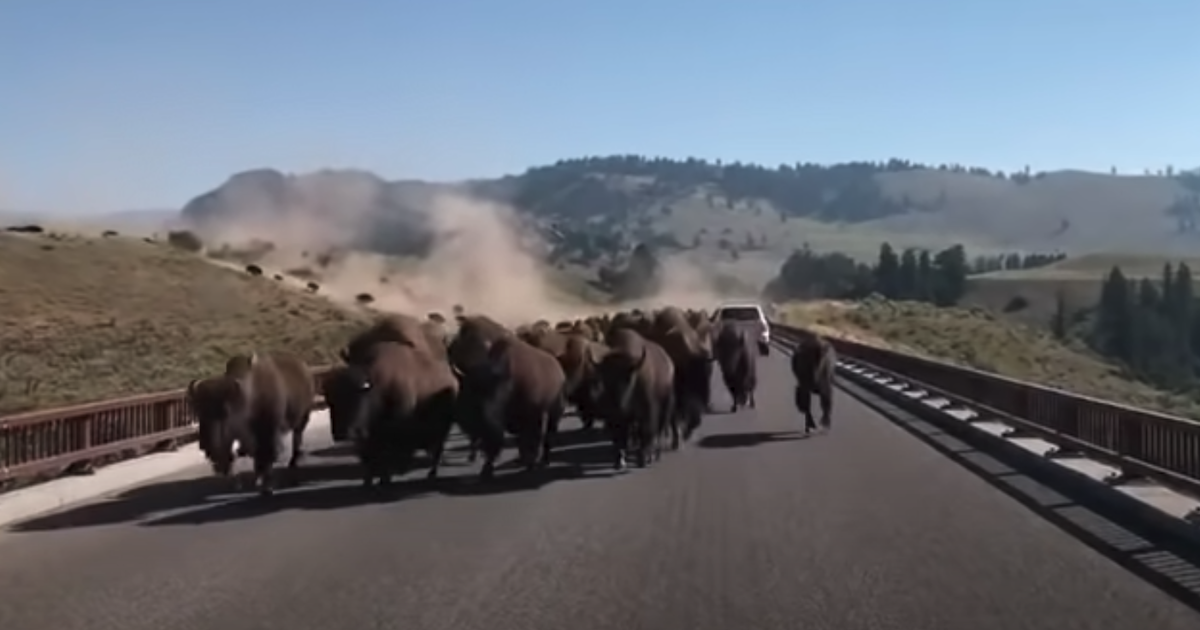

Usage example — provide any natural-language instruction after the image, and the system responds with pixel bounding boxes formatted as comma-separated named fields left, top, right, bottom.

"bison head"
left=452, top=354, right=513, bottom=433
left=186, top=376, right=248, bottom=476
left=320, top=366, right=375, bottom=443
left=590, top=346, right=647, bottom=421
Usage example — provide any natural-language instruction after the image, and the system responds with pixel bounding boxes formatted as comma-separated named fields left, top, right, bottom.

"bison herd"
left=186, top=306, right=835, bottom=496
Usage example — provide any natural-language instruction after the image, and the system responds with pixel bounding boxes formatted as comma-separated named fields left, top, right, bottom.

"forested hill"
left=180, top=156, right=1200, bottom=268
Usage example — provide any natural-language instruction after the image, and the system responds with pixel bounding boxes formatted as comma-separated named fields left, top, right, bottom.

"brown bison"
left=790, top=334, right=836, bottom=432
left=420, top=320, right=451, bottom=361
left=186, top=351, right=315, bottom=495
left=520, top=327, right=569, bottom=359
left=322, top=341, right=460, bottom=487
left=342, top=314, right=444, bottom=365
left=321, top=365, right=359, bottom=442
left=453, top=336, right=567, bottom=479
left=652, top=306, right=691, bottom=338
left=607, top=311, right=651, bottom=342
left=590, top=328, right=675, bottom=469
left=574, top=318, right=603, bottom=342
left=448, top=314, right=511, bottom=373
left=651, top=320, right=713, bottom=442
left=713, top=321, right=758, bottom=412
left=446, top=314, right=514, bottom=463
left=559, top=334, right=609, bottom=430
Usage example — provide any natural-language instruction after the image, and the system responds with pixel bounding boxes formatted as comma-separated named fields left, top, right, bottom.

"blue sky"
left=2, top=0, right=1197, bottom=212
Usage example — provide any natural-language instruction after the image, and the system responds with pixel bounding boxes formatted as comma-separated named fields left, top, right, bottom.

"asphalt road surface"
left=2, top=349, right=1198, bottom=630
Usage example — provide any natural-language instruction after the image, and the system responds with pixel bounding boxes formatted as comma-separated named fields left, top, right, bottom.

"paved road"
left=1, top=349, right=1197, bottom=630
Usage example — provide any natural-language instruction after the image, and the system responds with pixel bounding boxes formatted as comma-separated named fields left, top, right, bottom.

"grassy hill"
left=962, top=253, right=1200, bottom=327
left=9, top=154, right=1200, bottom=413
left=175, top=157, right=1200, bottom=301
left=0, top=230, right=376, bottom=414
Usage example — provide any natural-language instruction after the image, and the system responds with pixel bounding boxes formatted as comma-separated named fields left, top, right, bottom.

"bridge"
left=1, top=325, right=1199, bottom=629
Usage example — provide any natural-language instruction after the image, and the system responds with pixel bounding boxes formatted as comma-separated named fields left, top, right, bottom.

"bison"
left=448, top=314, right=511, bottom=371
left=590, top=328, right=675, bottom=469
left=652, top=321, right=713, bottom=442
left=323, top=341, right=459, bottom=487
left=790, top=334, right=836, bottom=433
left=453, top=336, right=566, bottom=480
left=186, top=351, right=315, bottom=495
left=520, top=327, right=569, bottom=359
left=713, top=321, right=758, bottom=412
left=559, top=334, right=609, bottom=431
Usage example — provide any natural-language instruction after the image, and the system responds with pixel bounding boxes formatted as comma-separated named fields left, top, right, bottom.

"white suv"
left=711, top=302, right=771, bottom=356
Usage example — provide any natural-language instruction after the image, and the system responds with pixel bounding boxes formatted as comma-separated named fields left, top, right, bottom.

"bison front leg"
left=469, top=418, right=506, bottom=481
left=667, top=408, right=683, bottom=451
left=539, top=402, right=564, bottom=468
left=426, top=393, right=458, bottom=479
left=794, top=385, right=817, bottom=433
left=287, top=428, right=305, bottom=470
left=282, top=428, right=306, bottom=487
left=253, top=460, right=276, bottom=497
left=424, top=432, right=453, bottom=480
left=607, top=420, right=629, bottom=471
left=353, top=438, right=388, bottom=490
left=818, top=387, right=833, bottom=431
left=516, top=428, right=541, bottom=472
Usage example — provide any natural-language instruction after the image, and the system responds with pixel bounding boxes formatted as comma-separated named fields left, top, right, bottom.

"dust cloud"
left=187, top=182, right=728, bottom=327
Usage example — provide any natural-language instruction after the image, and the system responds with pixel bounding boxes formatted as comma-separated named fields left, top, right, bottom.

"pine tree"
left=898, top=249, right=919, bottom=299
left=874, top=243, right=900, bottom=298
left=1051, top=289, right=1068, bottom=339
left=1097, top=267, right=1134, bottom=362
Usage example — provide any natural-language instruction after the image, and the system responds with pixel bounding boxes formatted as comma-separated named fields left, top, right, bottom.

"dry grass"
left=776, top=298, right=1200, bottom=418
left=0, top=231, right=376, bottom=415
left=961, top=253, right=1200, bottom=328
left=961, top=277, right=1102, bottom=329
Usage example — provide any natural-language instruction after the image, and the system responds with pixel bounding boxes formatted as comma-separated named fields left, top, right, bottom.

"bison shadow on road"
left=7, top=428, right=626, bottom=532
left=310, top=443, right=357, bottom=458
left=696, top=430, right=811, bottom=450
left=5, top=458, right=372, bottom=533
left=138, top=441, right=624, bottom=526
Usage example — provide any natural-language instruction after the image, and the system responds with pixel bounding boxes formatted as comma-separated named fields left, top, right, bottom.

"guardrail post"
left=152, top=400, right=179, bottom=452
left=66, top=413, right=98, bottom=476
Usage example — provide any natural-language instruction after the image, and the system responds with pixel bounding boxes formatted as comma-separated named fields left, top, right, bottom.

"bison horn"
left=248, top=352, right=259, bottom=366
left=186, top=378, right=201, bottom=399
left=632, top=346, right=648, bottom=371
left=450, top=363, right=465, bottom=379
left=338, top=348, right=350, bottom=363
